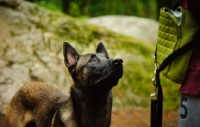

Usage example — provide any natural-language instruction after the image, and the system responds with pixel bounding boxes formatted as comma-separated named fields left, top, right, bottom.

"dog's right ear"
left=96, top=42, right=109, bottom=58
left=63, top=42, right=79, bottom=68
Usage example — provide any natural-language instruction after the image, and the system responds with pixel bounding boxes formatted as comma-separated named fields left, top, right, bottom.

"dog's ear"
left=63, top=42, right=79, bottom=68
left=96, top=42, right=109, bottom=58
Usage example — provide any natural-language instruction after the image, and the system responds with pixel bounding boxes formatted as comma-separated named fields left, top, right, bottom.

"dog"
left=6, top=42, right=123, bottom=127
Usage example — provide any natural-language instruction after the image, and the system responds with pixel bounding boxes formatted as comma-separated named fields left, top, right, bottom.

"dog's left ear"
left=96, top=42, right=109, bottom=58
left=63, top=42, right=79, bottom=68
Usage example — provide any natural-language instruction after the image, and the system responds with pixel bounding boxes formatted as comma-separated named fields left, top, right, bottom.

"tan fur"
left=6, top=82, right=68, bottom=127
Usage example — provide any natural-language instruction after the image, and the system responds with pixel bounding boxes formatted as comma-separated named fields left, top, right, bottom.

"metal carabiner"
left=151, top=77, right=158, bottom=100
left=151, top=56, right=158, bottom=100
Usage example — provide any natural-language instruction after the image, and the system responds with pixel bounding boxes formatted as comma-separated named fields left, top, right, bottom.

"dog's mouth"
left=109, top=67, right=123, bottom=79
left=94, top=64, right=123, bottom=86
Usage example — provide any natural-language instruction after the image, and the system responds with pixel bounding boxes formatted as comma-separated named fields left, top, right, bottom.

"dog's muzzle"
left=110, top=58, right=123, bottom=81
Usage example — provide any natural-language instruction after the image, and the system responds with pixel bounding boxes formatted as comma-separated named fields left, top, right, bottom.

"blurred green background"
left=30, top=0, right=176, bottom=19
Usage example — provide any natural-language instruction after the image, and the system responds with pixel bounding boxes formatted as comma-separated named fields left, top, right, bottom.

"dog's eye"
left=88, top=58, right=97, bottom=64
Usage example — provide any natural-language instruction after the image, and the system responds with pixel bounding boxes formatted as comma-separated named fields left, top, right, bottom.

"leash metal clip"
left=151, top=77, right=158, bottom=100
left=151, top=57, right=158, bottom=100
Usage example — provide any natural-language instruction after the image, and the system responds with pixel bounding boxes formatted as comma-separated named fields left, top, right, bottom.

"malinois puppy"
left=6, top=42, right=123, bottom=127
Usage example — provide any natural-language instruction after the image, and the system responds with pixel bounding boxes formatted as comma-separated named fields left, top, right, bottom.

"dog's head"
left=63, top=42, right=123, bottom=90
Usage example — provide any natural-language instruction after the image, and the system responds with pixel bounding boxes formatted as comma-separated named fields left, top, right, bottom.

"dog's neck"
left=60, top=86, right=112, bottom=127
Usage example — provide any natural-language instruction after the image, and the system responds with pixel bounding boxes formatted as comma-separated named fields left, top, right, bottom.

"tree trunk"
left=62, top=0, right=71, bottom=14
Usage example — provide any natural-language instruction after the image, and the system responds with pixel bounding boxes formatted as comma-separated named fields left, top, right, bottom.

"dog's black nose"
left=112, top=58, right=123, bottom=65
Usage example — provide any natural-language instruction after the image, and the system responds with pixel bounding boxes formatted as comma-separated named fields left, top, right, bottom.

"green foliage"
left=113, top=58, right=153, bottom=108
left=34, top=0, right=157, bottom=19
left=112, top=52, right=180, bottom=109
left=0, top=108, right=6, bottom=115
left=35, top=0, right=62, bottom=12
left=68, top=1, right=81, bottom=17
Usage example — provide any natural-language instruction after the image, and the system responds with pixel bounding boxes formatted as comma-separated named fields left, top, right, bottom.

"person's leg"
left=178, top=94, right=200, bottom=127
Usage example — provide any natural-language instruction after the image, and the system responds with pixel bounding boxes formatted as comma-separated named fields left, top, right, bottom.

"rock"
left=87, top=15, right=158, bottom=44
left=0, top=2, right=72, bottom=110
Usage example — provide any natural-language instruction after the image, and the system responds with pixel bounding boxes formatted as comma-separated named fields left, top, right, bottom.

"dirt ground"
left=111, top=108, right=178, bottom=127
left=0, top=108, right=178, bottom=127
